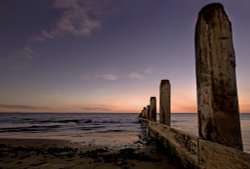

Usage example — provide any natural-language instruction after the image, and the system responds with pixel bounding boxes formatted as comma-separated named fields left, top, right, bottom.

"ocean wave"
left=97, top=129, right=125, bottom=133
left=80, top=126, right=105, bottom=131
left=0, top=125, right=62, bottom=133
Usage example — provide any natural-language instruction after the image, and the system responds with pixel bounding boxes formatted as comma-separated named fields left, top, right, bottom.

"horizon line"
left=0, top=111, right=249, bottom=114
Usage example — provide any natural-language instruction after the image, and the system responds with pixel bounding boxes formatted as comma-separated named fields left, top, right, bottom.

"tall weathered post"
left=195, top=3, right=242, bottom=150
left=160, top=80, right=171, bottom=126
left=150, top=97, right=157, bottom=122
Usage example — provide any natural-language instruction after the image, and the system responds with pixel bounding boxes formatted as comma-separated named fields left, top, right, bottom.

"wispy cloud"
left=98, top=74, right=119, bottom=80
left=143, top=67, right=169, bottom=76
left=30, top=0, right=116, bottom=43
left=81, top=73, right=119, bottom=81
left=144, top=67, right=154, bottom=74
left=15, top=0, right=118, bottom=67
left=0, top=45, right=40, bottom=70
left=127, top=72, right=145, bottom=80
left=81, top=105, right=111, bottom=112
left=19, top=46, right=40, bottom=59
left=14, top=45, right=40, bottom=68
left=81, top=69, right=158, bottom=81
left=0, top=104, right=46, bottom=110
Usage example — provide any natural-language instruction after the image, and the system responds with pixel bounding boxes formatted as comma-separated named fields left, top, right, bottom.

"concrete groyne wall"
left=141, top=119, right=250, bottom=169
left=198, top=138, right=250, bottom=169
left=147, top=120, right=198, bottom=168
left=139, top=3, right=250, bottom=169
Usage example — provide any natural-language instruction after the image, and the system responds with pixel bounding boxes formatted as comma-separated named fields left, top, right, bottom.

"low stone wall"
left=147, top=120, right=198, bottom=169
left=198, top=138, right=250, bottom=169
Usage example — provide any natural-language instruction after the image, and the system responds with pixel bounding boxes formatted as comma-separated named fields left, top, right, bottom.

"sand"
left=0, top=138, right=181, bottom=169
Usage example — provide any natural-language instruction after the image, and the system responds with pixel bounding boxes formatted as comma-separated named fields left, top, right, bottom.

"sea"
left=0, top=113, right=249, bottom=152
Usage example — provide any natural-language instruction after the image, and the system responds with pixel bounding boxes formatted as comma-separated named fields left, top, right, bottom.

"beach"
left=0, top=137, right=180, bottom=169
left=0, top=113, right=249, bottom=168
left=0, top=113, right=183, bottom=168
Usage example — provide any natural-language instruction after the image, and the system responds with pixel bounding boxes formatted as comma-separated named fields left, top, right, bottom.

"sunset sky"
left=0, top=0, right=250, bottom=113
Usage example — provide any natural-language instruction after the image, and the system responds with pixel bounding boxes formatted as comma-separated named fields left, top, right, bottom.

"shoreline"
left=0, top=137, right=181, bottom=169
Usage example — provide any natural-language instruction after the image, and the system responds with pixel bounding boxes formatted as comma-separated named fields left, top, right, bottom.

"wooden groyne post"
left=160, top=80, right=171, bottom=126
left=195, top=3, right=243, bottom=150
left=150, top=97, right=157, bottom=122
left=139, top=107, right=146, bottom=119
left=146, top=105, right=151, bottom=120
left=143, top=107, right=146, bottom=118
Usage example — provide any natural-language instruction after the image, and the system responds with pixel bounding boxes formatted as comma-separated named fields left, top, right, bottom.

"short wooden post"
left=150, top=97, right=157, bottom=122
left=147, top=105, right=151, bottom=120
left=142, top=107, right=146, bottom=119
left=144, top=106, right=147, bottom=119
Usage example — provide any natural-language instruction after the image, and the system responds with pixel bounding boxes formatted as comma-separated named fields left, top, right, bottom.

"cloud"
left=81, top=73, right=119, bottom=81
left=144, top=67, right=154, bottom=74
left=19, top=46, right=39, bottom=59
left=15, top=45, right=39, bottom=67
left=82, top=71, right=147, bottom=81
left=30, top=0, right=116, bottom=43
left=0, top=45, right=40, bottom=70
left=0, top=104, right=45, bottom=110
left=14, top=0, right=118, bottom=67
left=99, top=74, right=119, bottom=80
left=143, top=67, right=169, bottom=76
left=127, top=72, right=145, bottom=80
left=81, top=106, right=111, bottom=112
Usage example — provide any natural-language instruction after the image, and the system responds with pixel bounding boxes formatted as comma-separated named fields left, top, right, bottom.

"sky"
left=0, top=0, right=250, bottom=113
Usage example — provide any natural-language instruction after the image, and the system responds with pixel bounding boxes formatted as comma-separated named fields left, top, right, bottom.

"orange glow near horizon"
left=0, top=104, right=250, bottom=113
left=1, top=85, right=250, bottom=113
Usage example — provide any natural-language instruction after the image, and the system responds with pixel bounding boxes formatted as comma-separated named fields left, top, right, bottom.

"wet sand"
left=0, top=138, right=181, bottom=169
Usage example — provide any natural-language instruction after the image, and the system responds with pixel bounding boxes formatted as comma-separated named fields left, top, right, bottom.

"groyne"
left=140, top=119, right=250, bottom=169
left=139, top=3, right=250, bottom=169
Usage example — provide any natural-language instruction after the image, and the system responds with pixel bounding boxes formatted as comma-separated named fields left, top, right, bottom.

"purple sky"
left=0, top=0, right=250, bottom=113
